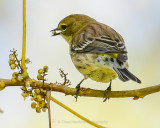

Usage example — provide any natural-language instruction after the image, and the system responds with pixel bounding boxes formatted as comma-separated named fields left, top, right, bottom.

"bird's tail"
left=113, top=67, right=141, bottom=83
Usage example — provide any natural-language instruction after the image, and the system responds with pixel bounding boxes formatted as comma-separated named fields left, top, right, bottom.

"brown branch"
left=1, top=78, right=160, bottom=99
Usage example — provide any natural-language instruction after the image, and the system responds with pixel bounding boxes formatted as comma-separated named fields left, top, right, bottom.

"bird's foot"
left=103, top=81, right=112, bottom=102
left=75, top=84, right=80, bottom=102
left=74, top=78, right=86, bottom=102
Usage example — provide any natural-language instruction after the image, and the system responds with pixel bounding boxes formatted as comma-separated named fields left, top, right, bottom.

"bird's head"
left=51, top=14, right=96, bottom=43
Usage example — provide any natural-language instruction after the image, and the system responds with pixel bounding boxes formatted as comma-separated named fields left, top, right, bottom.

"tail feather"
left=113, top=68, right=141, bottom=83
left=113, top=67, right=129, bottom=82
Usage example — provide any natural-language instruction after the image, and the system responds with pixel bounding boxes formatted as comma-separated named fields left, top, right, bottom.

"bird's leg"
left=75, top=78, right=86, bottom=101
left=103, top=80, right=112, bottom=102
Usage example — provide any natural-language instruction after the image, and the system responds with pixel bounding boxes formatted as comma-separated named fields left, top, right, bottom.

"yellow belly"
left=71, top=53, right=117, bottom=83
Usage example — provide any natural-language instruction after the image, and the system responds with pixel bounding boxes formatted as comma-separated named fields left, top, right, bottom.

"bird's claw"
left=75, top=84, right=80, bottom=102
left=103, top=81, right=112, bottom=102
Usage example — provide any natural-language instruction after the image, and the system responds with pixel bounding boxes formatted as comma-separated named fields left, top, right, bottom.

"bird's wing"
left=72, top=36, right=128, bottom=62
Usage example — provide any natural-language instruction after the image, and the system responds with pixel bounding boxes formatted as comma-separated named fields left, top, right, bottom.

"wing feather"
left=72, top=36, right=127, bottom=55
left=71, top=23, right=128, bottom=62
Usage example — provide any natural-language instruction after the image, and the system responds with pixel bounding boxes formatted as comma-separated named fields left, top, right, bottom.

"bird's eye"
left=61, top=25, right=67, bottom=30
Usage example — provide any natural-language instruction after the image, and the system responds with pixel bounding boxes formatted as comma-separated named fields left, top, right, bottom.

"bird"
left=51, top=14, right=141, bottom=101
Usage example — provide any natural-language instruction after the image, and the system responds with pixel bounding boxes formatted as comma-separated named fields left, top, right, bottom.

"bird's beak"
left=50, top=28, right=61, bottom=36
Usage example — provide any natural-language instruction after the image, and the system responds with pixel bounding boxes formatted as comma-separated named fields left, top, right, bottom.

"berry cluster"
left=9, top=53, right=16, bottom=70
left=21, top=86, right=48, bottom=113
left=9, top=49, right=30, bottom=83
left=9, top=49, right=49, bottom=113
left=37, top=66, right=48, bottom=81
left=21, top=66, right=49, bottom=113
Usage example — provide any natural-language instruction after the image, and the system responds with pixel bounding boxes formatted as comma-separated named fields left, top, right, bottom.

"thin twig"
left=50, top=96, right=106, bottom=128
left=21, top=0, right=28, bottom=78
left=47, top=91, right=51, bottom=128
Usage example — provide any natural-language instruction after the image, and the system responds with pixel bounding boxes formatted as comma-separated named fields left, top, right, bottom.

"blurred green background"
left=0, top=0, right=160, bottom=128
